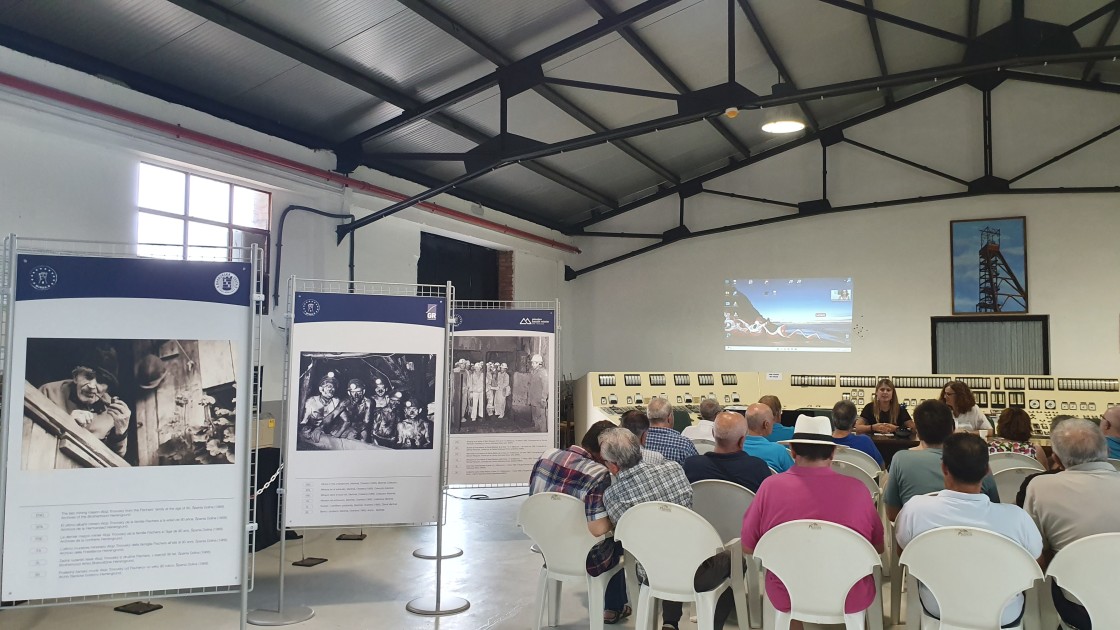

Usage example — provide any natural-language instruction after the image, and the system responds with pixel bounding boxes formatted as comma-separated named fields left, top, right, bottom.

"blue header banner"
left=294, top=292, right=446, bottom=327
left=15, top=254, right=252, bottom=306
left=452, top=308, right=555, bottom=333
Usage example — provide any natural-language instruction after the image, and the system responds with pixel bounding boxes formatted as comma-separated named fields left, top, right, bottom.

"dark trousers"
left=659, top=551, right=734, bottom=629
left=605, top=569, right=627, bottom=613
left=1052, top=581, right=1091, bottom=630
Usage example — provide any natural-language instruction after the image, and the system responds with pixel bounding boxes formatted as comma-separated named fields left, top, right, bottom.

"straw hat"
left=780, top=414, right=842, bottom=447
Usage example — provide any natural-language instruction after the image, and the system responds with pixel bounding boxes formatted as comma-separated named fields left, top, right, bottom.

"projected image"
left=723, top=278, right=853, bottom=352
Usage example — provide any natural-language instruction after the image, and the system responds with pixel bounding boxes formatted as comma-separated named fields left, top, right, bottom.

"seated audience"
left=1015, top=415, right=1077, bottom=507
left=599, top=428, right=733, bottom=630
left=682, top=398, right=722, bottom=441
left=1024, top=418, right=1120, bottom=630
left=741, top=415, right=884, bottom=630
left=939, top=380, right=993, bottom=433
left=1102, top=406, right=1120, bottom=459
left=831, top=400, right=884, bottom=466
left=988, top=407, right=1048, bottom=469
left=529, top=420, right=627, bottom=623
left=759, top=395, right=794, bottom=442
left=644, top=397, right=698, bottom=465
left=857, top=378, right=913, bottom=435
left=618, top=409, right=665, bottom=464
left=895, top=433, right=1042, bottom=627
left=885, top=400, right=999, bottom=521
left=684, top=411, right=771, bottom=492
left=742, top=402, right=794, bottom=472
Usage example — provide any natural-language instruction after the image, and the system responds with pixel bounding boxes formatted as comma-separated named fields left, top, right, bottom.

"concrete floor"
left=0, top=490, right=905, bottom=630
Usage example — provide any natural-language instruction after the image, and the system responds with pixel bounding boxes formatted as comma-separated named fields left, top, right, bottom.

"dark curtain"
left=418, top=232, right=498, bottom=301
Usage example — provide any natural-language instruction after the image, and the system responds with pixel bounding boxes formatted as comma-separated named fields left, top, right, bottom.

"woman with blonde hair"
left=856, top=378, right=912, bottom=434
left=939, top=380, right=993, bottom=432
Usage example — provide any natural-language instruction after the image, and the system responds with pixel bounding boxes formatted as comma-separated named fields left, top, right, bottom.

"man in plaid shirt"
left=644, top=397, right=699, bottom=465
left=599, top=428, right=733, bottom=630
left=529, top=420, right=629, bottom=623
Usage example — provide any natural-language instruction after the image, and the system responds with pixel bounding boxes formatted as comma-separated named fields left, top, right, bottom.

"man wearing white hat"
left=742, top=415, right=884, bottom=628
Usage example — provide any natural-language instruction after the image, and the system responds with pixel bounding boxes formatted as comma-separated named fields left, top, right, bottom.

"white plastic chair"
left=692, top=438, right=716, bottom=454
left=988, top=451, right=1045, bottom=474
left=614, top=501, right=731, bottom=630
left=834, top=447, right=884, bottom=482
left=831, top=460, right=882, bottom=506
left=517, top=492, right=624, bottom=630
left=899, top=526, right=1043, bottom=630
left=1107, top=458, right=1120, bottom=471
left=751, top=519, right=884, bottom=630
left=1045, top=532, right=1120, bottom=629
left=691, top=479, right=761, bottom=628
left=991, top=467, right=1039, bottom=504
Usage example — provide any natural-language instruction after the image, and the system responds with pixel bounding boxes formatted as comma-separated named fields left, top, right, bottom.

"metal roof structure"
left=2, top=0, right=1119, bottom=238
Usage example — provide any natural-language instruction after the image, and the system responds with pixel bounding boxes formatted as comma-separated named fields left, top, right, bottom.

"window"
left=137, top=163, right=270, bottom=264
left=417, top=232, right=498, bottom=301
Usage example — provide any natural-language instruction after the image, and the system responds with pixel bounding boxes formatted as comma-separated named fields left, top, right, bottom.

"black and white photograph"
left=450, top=336, right=551, bottom=435
left=295, top=352, right=436, bottom=451
left=21, top=338, right=239, bottom=470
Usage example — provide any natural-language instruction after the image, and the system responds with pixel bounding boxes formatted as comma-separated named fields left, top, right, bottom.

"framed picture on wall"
left=950, top=216, right=1028, bottom=314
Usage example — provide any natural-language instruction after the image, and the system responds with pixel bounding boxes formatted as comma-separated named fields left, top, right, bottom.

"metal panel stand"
left=246, top=517, right=315, bottom=626
left=405, top=285, right=468, bottom=617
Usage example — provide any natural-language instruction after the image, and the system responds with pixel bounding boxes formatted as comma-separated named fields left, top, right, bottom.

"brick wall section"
left=497, top=250, right=514, bottom=301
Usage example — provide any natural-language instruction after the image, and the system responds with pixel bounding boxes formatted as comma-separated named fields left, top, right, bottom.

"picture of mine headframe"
left=976, top=227, right=1027, bottom=312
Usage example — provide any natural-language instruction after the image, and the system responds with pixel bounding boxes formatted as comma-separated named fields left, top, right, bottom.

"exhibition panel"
left=447, top=303, right=558, bottom=486
left=0, top=241, right=259, bottom=604
left=283, top=287, right=448, bottom=528
left=575, top=371, right=1120, bottom=442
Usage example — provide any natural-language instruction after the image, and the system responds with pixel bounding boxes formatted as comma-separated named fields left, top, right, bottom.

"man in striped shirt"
left=529, top=420, right=628, bottom=623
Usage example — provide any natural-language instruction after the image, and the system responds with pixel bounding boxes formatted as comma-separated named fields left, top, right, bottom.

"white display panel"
left=283, top=292, right=445, bottom=528
left=723, top=277, right=853, bottom=352
left=447, top=309, right=556, bottom=486
left=1, top=254, right=252, bottom=601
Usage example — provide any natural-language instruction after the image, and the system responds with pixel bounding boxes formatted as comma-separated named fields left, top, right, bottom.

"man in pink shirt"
left=741, top=415, right=884, bottom=630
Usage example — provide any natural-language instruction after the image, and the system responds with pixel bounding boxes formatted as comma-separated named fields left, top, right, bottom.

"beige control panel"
left=573, top=371, right=762, bottom=440
left=575, top=372, right=1118, bottom=442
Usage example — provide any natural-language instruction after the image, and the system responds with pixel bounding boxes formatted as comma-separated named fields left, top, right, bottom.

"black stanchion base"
left=292, top=557, right=327, bottom=567
left=335, top=533, right=366, bottom=541
left=115, top=601, right=163, bottom=615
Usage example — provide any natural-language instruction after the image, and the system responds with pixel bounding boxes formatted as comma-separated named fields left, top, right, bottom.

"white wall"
left=0, top=49, right=574, bottom=400
left=567, top=81, right=1120, bottom=378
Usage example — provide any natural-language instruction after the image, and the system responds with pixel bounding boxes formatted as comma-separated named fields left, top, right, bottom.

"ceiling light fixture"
left=724, top=106, right=739, bottom=119
left=761, top=81, right=805, bottom=134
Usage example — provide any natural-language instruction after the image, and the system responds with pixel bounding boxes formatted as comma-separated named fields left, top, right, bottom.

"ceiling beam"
left=1069, top=1, right=1120, bottom=31
left=341, top=0, right=683, bottom=148
left=165, top=0, right=619, bottom=210
left=864, top=0, right=894, bottom=104
left=397, top=0, right=681, bottom=185
left=967, top=0, right=981, bottom=39
left=1082, top=7, right=1120, bottom=80
left=0, top=24, right=329, bottom=149
left=1004, top=70, right=1120, bottom=95
left=736, top=0, right=820, bottom=132
left=814, top=0, right=972, bottom=44
left=585, top=0, right=753, bottom=158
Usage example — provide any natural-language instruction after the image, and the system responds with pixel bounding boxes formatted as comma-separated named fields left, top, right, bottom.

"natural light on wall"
left=137, top=163, right=270, bottom=262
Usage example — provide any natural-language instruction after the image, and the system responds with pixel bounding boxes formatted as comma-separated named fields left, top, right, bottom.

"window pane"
left=233, top=229, right=267, bottom=258
left=138, top=164, right=185, bottom=215
left=188, top=175, right=230, bottom=222
left=188, top=222, right=229, bottom=261
left=137, top=212, right=184, bottom=259
left=232, top=186, right=269, bottom=229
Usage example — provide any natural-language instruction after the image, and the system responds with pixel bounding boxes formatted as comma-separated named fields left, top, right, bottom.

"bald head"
left=1102, top=407, right=1120, bottom=438
left=745, top=402, right=774, bottom=436
left=712, top=411, right=748, bottom=452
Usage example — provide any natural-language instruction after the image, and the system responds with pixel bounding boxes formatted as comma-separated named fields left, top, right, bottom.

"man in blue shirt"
left=742, top=402, right=794, bottom=472
left=830, top=399, right=884, bottom=466
left=1103, top=407, right=1120, bottom=460
left=759, top=395, right=795, bottom=443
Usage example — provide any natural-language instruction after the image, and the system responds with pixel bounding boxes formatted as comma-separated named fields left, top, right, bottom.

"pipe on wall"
left=0, top=71, right=581, bottom=255
left=273, top=205, right=355, bottom=308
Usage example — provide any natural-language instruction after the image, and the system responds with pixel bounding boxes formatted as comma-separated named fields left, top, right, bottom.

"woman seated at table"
left=856, top=378, right=912, bottom=434
left=988, top=407, right=1048, bottom=469
left=939, top=380, right=993, bottom=433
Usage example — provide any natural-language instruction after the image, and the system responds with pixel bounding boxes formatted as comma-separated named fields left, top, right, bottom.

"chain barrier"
left=253, top=462, right=284, bottom=497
